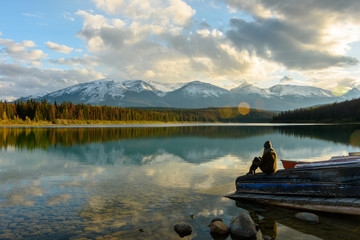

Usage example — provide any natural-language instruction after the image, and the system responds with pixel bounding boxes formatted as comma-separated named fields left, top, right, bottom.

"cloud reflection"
left=1, top=126, right=360, bottom=239
left=46, top=194, right=72, bottom=206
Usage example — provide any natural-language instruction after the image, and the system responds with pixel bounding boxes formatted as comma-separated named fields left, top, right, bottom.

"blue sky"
left=1, top=0, right=360, bottom=100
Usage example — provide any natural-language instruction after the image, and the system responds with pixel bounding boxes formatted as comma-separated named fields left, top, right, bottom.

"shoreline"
left=0, top=120, right=338, bottom=128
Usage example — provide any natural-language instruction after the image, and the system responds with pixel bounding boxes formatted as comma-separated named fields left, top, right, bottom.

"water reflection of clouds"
left=128, top=152, right=247, bottom=190
left=197, top=209, right=224, bottom=217
left=0, top=150, right=108, bottom=208
left=2, top=126, right=360, bottom=239
left=1, top=135, right=359, bottom=210
left=184, top=147, right=224, bottom=162
left=46, top=194, right=72, bottom=206
left=0, top=180, right=42, bottom=207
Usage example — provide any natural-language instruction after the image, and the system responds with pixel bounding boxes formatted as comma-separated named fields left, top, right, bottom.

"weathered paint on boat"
left=237, top=162, right=360, bottom=186
left=236, top=182, right=360, bottom=197
left=228, top=162, right=360, bottom=214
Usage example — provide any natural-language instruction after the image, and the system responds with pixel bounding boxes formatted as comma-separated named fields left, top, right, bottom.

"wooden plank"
left=292, top=197, right=313, bottom=205
left=306, top=197, right=328, bottom=205
left=279, top=196, right=297, bottom=204
left=351, top=199, right=360, bottom=207
left=236, top=182, right=360, bottom=197
left=334, top=198, right=358, bottom=206
left=322, top=198, right=343, bottom=206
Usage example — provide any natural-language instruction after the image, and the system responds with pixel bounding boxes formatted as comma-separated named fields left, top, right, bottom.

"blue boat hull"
left=236, top=162, right=360, bottom=197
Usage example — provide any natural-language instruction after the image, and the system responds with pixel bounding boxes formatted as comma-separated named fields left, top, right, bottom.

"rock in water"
left=174, top=224, right=193, bottom=237
left=230, top=213, right=257, bottom=239
left=210, top=217, right=223, bottom=223
left=295, top=212, right=319, bottom=224
left=209, top=220, right=230, bottom=238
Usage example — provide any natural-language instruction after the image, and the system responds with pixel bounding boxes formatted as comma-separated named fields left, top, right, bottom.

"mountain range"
left=18, top=78, right=360, bottom=111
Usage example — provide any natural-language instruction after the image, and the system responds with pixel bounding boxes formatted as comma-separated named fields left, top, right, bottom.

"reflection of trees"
left=2, top=124, right=360, bottom=151
left=275, top=124, right=360, bottom=147
left=0, top=126, right=274, bottom=150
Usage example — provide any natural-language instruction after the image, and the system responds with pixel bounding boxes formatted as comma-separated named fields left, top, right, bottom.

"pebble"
left=294, top=212, right=320, bottom=224
left=209, top=219, right=230, bottom=238
left=230, top=213, right=257, bottom=239
left=174, top=224, right=193, bottom=237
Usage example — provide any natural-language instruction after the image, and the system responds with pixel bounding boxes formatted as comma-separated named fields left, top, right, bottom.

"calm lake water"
left=1, top=124, right=360, bottom=240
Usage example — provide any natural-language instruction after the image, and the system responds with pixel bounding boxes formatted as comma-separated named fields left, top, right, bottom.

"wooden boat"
left=226, top=162, right=360, bottom=215
left=281, top=159, right=306, bottom=169
left=281, top=153, right=360, bottom=169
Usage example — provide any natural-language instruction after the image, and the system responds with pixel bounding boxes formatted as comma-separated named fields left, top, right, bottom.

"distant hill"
left=17, top=78, right=360, bottom=111
left=272, top=98, right=360, bottom=122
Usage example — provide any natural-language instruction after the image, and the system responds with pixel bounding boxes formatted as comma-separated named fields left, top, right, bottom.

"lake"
left=1, top=124, right=360, bottom=240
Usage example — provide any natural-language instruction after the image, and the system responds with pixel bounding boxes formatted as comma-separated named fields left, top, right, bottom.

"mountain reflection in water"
left=1, top=124, right=360, bottom=239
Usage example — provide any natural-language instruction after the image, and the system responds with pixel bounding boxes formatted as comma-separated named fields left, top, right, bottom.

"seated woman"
left=247, top=141, right=277, bottom=175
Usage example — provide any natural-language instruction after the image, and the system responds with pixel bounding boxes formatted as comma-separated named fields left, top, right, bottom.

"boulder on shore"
left=230, top=213, right=257, bottom=239
left=295, top=212, right=319, bottom=224
left=174, top=224, right=193, bottom=238
left=209, top=218, right=230, bottom=238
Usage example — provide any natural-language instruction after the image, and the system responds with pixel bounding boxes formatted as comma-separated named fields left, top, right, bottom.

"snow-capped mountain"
left=230, top=81, right=271, bottom=98
left=162, top=81, right=230, bottom=108
left=21, top=79, right=166, bottom=107
left=18, top=79, right=360, bottom=111
left=175, top=81, right=228, bottom=97
left=344, top=87, right=360, bottom=99
left=147, top=81, right=186, bottom=93
left=269, top=84, right=333, bottom=98
left=23, top=92, right=47, bottom=100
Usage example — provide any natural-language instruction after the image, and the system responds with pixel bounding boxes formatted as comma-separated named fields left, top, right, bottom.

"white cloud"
left=22, top=12, right=45, bottom=18
left=223, top=0, right=274, bottom=19
left=50, top=55, right=99, bottom=66
left=2, top=0, right=360, bottom=98
left=280, top=74, right=293, bottom=83
left=305, top=67, right=360, bottom=90
left=72, top=0, right=360, bottom=90
left=74, top=9, right=285, bottom=87
left=22, top=40, right=36, bottom=48
left=63, top=12, right=75, bottom=21
left=0, top=39, right=47, bottom=65
left=0, top=63, right=104, bottom=99
left=321, top=22, right=360, bottom=55
left=76, top=10, right=114, bottom=30
left=220, top=0, right=360, bottom=75
left=45, top=41, right=74, bottom=54
left=92, top=0, right=195, bottom=27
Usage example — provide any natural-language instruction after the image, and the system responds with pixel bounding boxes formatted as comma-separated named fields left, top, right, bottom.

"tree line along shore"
left=0, top=98, right=359, bottom=125
left=0, top=99, right=274, bottom=125
left=272, top=97, right=360, bottom=123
